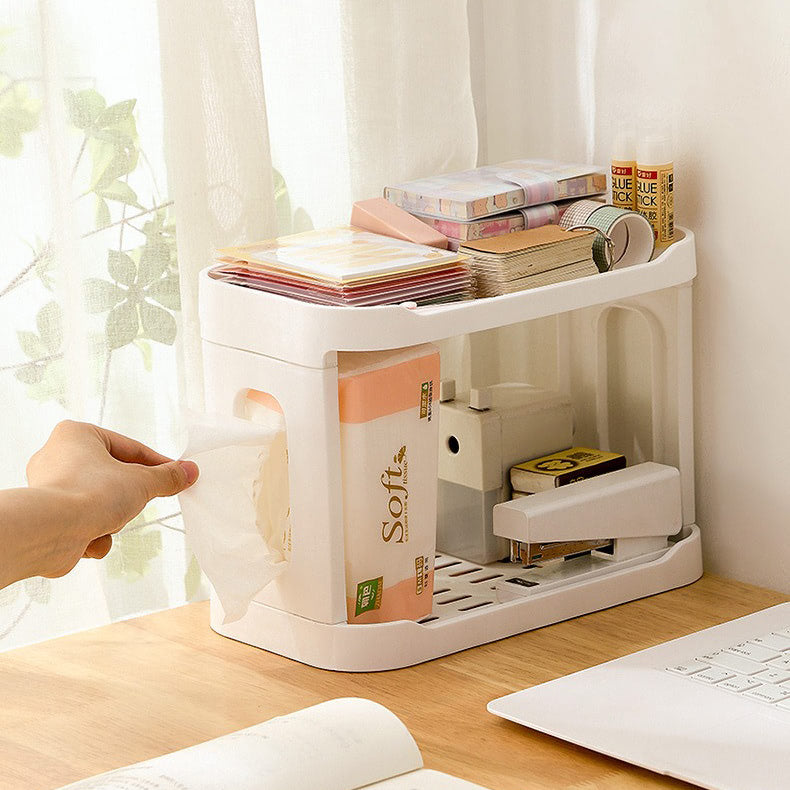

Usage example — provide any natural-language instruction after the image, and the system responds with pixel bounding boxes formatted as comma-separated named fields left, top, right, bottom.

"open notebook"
left=59, top=698, right=491, bottom=790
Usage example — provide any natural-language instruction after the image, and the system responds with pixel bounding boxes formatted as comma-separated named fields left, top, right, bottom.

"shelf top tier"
left=200, top=227, right=696, bottom=368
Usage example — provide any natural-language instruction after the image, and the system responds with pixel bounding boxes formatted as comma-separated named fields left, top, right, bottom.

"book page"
left=365, top=768, right=492, bottom=790
left=59, top=699, right=423, bottom=790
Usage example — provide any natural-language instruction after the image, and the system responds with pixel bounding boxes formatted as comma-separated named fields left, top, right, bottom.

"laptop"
left=488, top=602, right=790, bottom=790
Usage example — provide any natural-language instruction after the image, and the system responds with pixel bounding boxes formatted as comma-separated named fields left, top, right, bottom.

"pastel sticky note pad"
left=351, top=198, right=448, bottom=249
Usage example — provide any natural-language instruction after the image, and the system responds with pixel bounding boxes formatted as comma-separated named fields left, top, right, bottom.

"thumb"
left=142, top=459, right=199, bottom=499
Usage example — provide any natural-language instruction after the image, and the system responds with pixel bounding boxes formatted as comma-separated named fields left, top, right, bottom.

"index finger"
left=92, top=425, right=174, bottom=466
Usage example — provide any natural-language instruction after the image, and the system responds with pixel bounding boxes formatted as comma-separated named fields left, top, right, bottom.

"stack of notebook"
left=460, top=225, right=597, bottom=297
left=210, top=227, right=474, bottom=307
left=384, top=159, right=607, bottom=250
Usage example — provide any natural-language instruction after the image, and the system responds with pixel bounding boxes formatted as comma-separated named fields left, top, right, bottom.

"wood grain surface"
left=0, top=573, right=785, bottom=789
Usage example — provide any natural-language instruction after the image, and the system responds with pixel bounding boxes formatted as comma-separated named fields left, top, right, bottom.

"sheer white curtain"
left=0, top=0, right=199, bottom=650
left=158, top=0, right=478, bottom=322
left=0, top=0, right=477, bottom=649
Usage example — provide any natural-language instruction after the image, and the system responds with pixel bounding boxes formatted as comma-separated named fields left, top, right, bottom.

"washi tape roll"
left=584, top=205, right=655, bottom=271
left=520, top=203, right=560, bottom=229
left=561, top=200, right=655, bottom=272
left=559, top=199, right=605, bottom=231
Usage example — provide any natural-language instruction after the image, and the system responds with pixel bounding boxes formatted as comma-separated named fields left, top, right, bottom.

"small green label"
left=355, top=577, right=383, bottom=616
left=420, top=380, right=432, bottom=419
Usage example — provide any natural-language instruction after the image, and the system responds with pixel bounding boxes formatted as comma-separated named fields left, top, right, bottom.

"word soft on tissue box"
left=338, top=345, right=440, bottom=624
left=437, top=383, right=573, bottom=565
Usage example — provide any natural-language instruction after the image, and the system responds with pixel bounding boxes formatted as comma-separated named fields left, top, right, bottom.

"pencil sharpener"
left=437, top=382, right=573, bottom=564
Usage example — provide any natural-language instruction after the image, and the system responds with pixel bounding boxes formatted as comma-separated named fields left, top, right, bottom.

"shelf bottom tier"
left=210, top=525, right=702, bottom=672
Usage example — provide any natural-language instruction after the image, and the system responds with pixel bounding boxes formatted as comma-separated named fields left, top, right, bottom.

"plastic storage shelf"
left=200, top=230, right=696, bottom=368
left=199, top=228, right=702, bottom=671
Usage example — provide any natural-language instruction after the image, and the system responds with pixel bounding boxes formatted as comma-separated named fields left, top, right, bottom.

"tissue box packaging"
left=338, top=344, right=439, bottom=624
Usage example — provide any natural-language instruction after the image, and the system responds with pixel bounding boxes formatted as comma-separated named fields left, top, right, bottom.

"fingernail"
left=179, top=460, right=199, bottom=485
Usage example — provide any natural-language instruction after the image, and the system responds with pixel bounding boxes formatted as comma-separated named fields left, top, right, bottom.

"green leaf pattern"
left=3, top=77, right=185, bottom=604
left=0, top=77, right=40, bottom=157
left=106, top=299, right=140, bottom=350
left=65, top=88, right=106, bottom=129
left=1, top=51, right=311, bottom=625
left=184, top=554, right=203, bottom=601
left=105, top=522, right=163, bottom=580
left=107, top=250, right=137, bottom=286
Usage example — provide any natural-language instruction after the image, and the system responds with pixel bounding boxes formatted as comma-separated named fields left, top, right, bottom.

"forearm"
left=0, top=487, right=88, bottom=589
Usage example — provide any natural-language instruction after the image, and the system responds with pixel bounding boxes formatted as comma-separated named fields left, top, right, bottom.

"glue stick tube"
left=611, top=128, right=637, bottom=211
left=637, top=133, right=674, bottom=244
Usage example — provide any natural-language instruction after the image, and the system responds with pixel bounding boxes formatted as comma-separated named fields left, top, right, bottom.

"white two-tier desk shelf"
left=198, top=228, right=701, bottom=671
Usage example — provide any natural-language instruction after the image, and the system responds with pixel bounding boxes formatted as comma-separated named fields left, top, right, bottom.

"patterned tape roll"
left=499, top=171, right=558, bottom=204
left=559, top=199, right=605, bottom=231
left=520, top=203, right=559, bottom=229
left=585, top=206, right=655, bottom=271
left=561, top=200, right=655, bottom=272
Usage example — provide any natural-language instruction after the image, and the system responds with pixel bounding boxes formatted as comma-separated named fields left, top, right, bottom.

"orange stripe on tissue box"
left=338, top=345, right=439, bottom=624
left=351, top=197, right=448, bottom=249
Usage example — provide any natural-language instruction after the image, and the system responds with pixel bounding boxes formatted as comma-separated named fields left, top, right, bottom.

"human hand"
left=24, top=420, right=198, bottom=577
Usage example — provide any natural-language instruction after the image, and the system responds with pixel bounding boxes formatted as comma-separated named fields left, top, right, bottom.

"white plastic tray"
left=212, top=525, right=702, bottom=672
left=200, top=229, right=696, bottom=368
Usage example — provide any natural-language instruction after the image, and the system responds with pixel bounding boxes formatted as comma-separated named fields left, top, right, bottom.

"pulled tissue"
left=178, top=411, right=291, bottom=623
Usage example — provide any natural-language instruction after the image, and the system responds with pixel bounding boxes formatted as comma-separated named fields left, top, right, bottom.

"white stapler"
left=492, top=462, right=682, bottom=598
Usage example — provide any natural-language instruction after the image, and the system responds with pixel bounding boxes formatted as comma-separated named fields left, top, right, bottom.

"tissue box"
left=338, top=345, right=439, bottom=624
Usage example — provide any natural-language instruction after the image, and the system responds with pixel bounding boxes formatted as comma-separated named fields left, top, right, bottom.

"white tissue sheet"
left=178, top=412, right=291, bottom=623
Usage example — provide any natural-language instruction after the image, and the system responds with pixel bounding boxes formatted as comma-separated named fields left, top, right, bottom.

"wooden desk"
left=0, top=574, right=786, bottom=789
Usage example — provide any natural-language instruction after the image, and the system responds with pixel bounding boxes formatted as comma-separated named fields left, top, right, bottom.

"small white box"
left=437, top=383, right=573, bottom=564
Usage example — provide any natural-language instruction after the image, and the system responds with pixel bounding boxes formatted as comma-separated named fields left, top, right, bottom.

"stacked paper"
left=460, top=225, right=597, bottom=297
left=210, top=227, right=474, bottom=307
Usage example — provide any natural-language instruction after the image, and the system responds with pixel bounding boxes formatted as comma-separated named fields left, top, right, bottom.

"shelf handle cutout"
left=593, top=302, right=667, bottom=463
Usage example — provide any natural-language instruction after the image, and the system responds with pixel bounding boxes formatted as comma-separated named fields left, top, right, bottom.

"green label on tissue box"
left=355, top=577, right=383, bottom=616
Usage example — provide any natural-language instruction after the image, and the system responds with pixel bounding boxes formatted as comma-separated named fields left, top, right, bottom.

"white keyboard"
left=491, top=603, right=790, bottom=790
left=666, top=626, right=790, bottom=707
